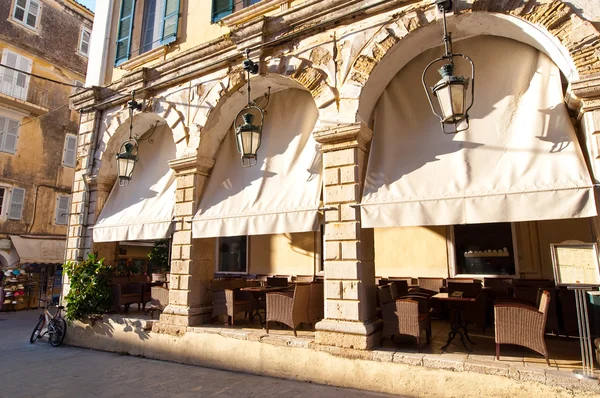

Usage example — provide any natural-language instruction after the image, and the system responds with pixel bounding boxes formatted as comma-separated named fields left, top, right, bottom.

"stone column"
left=313, top=122, right=380, bottom=350
left=157, top=155, right=215, bottom=332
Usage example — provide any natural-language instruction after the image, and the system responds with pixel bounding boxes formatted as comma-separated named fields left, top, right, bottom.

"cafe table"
left=431, top=292, right=477, bottom=352
left=240, top=285, right=290, bottom=325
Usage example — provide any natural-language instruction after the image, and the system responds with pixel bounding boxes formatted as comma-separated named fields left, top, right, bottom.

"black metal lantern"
left=422, top=0, right=475, bottom=134
left=116, top=91, right=142, bottom=186
left=234, top=50, right=270, bottom=167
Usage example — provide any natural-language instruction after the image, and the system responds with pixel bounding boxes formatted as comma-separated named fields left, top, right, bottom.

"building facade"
left=68, top=0, right=600, bottom=350
left=0, top=0, right=92, bottom=307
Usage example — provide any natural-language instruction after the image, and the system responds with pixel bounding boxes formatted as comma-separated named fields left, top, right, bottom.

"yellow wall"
left=249, top=232, right=315, bottom=276
left=374, top=226, right=449, bottom=278
left=536, top=218, right=594, bottom=279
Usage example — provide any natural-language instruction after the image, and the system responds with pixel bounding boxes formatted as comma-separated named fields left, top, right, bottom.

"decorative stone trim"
left=220, top=0, right=289, bottom=27
left=118, top=46, right=168, bottom=72
left=313, top=122, right=373, bottom=152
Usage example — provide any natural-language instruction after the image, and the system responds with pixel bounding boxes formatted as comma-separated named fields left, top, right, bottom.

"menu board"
left=551, top=242, right=600, bottom=286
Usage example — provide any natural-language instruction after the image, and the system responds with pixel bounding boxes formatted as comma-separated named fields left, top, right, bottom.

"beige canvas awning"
left=361, top=36, right=596, bottom=228
left=192, top=89, right=322, bottom=238
left=9, top=235, right=65, bottom=264
left=93, top=124, right=176, bottom=242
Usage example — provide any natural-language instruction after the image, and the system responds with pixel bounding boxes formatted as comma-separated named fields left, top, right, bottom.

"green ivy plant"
left=148, top=239, right=170, bottom=273
left=64, top=254, right=112, bottom=321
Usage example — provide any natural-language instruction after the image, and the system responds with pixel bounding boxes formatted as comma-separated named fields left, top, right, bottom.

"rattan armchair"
left=307, top=282, right=324, bottom=327
left=379, top=285, right=431, bottom=351
left=212, top=288, right=253, bottom=325
left=266, top=283, right=310, bottom=336
left=495, top=290, right=551, bottom=366
left=146, top=286, right=169, bottom=319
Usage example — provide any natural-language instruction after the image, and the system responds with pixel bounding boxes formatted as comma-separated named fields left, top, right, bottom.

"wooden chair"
left=378, top=285, right=431, bottom=352
left=266, top=284, right=310, bottom=336
left=495, top=290, right=551, bottom=366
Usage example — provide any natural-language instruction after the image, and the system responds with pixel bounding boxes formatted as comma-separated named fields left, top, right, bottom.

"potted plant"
left=148, top=239, right=170, bottom=282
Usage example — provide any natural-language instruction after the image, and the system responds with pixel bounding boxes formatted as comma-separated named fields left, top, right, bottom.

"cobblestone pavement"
left=0, top=310, right=399, bottom=398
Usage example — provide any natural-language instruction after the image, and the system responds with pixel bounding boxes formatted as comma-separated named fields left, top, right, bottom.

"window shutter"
left=13, top=0, right=27, bottom=23
left=55, top=196, right=70, bottom=225
left=8, top=187, right=25, bottom=220
left=212, top=0, right=233, bottom=23
left=63, top=134, right=77, bottom=167
left=115, top=0, right=136, bottom=66
left=4, top=119, right=19, bottom=154
left=26, top=0, right=40, bottom=28
left=161, top=0, right=179, bottom=45
left=80, top=29, right=91, bottom=56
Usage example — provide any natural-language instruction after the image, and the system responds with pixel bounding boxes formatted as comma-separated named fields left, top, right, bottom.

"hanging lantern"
left=422, top=0, right=475, bottom=134
left=233, top=50, right=270, bottom=167
left=116, top=91, right=142, bottom=185
left=116, top=139, right=138, bottom=186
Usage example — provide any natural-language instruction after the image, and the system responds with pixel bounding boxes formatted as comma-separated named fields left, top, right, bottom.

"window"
left=0, top=115, right=20, bottom=154
left=451, top=223, right=517, bottom=276
left=12, top=0, right=40, bottom=30
left=79, top=27, right=91, bottom=57
left=0, top=187, right=6, bottom=217
left=212, top=0, right=261, bottom=23
left=62, top=134, right=77, bottom=167
left=55, top=195, right=70, bottom=225
left=217, top=236, right=248, bottom=273
left=115, top=0, right=181, bottom=66
left=0, top=49, right=32, bottom=101
left=8, top=187, right=25, bottom=220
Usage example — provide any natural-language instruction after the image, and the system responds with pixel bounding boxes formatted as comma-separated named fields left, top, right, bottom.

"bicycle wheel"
left=30, top=315, right=44, bottom=344
left=49, top=317, right=66, bottom=347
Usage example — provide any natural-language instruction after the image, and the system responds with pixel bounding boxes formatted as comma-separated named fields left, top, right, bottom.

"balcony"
left=0, top=71, right=50, bottom=115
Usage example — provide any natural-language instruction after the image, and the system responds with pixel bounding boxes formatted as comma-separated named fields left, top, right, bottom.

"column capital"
left=567, top=75, right=600, bottom=115
left=168, top=155, right=214, bottom=176
left=314, top=122, right=373, bottom=153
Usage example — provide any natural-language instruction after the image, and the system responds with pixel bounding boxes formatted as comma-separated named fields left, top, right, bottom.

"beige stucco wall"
left=374, top=226, right=449, bottom=278
left=249, top=232, right=315, bottom=276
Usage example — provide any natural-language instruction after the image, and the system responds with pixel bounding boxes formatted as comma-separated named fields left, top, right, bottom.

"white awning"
left=192, top=89, right=322, bottom=238
left=0, top=248, right=20, bottom=268
left=9, top=236, right=65, bottom=264
left=361, top=35, right=596, bottom=228
left=93, top=124, right=176, bottom=242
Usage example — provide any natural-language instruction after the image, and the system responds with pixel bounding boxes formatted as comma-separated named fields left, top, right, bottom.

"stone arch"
left=340, top=0, right=600, bottom=124
left=93, top=99, right=189, bottom=185
left=192, top=55, right=336, bottom=162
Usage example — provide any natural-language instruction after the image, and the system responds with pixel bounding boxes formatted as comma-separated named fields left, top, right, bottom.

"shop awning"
left=192, top=89, right=322, bottom=238
left=361, top=35, right=596, bottom=228
left=9, top=235, right=65, bottom=264
left=93, top=124, right=176, bottom=242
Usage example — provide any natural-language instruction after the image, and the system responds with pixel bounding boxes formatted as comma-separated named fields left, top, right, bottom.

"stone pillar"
left=313, top=122, right=380, bottom=350
left=157, top=155, right=215, bottom=331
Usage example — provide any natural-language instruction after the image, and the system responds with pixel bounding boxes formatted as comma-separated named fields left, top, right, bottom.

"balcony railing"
left=0, top=69, right=50, bottom=110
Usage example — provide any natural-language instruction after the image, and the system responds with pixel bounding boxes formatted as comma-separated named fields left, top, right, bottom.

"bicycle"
left=30, top=299, right=67, bottom=347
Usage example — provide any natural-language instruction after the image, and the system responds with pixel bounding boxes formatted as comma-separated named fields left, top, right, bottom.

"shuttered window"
left=0, top=187, right=5, bottom=217
left=79, top=27, right=91, bottom=57
left=115, top=0, right=136, bottom=65
left=212, top=0, right=233, bottom=22
left=62, top=134, right=77, bottom=167
left=161, top=0, right=179, bottom=45
left=8, top=187, right=25, bottom=220
left=13, top=0, right=40, bottom=29
left=1, top=49, right=32, bottom=101
left=55, top=195, right=71, bottom=225
left=0, top=116, right=20, bottom=154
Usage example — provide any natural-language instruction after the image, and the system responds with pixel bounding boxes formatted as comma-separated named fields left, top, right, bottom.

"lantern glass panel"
left=435, top=82, right=467, bottom=123
left=117, top=157, right=135, bottom=179
left=237, top=130, right=261, bottom=157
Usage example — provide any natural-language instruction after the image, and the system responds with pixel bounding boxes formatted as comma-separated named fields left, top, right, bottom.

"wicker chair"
left=266, top=283, right=310, bottom=336
left=146, top=286, right=169, bottom=319
left=379, top=285, right=431, bottom=351
left=416, top=277, right=444, bottom=295
left=495, top=290, right=551, bottom=366
left=307, top=282, right=324, bottom=327
left=267, top=277, right=289, bottom=287
left=212, top=288, right=253, bottom=325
